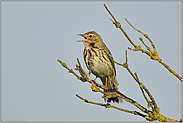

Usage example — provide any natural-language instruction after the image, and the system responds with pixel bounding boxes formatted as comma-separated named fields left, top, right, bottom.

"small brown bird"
left=78, top=31, right=122, bottom=103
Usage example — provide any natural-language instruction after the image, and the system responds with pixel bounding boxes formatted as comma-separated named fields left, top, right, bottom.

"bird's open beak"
left=77, top=34, right=86, bottom=42
left=78, top=34, right=84, bottom=37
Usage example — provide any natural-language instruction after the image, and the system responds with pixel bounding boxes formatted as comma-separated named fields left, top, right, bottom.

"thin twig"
left=139, top=37, right=148, bottom=48
left=58, top=57, right=181, bottom=122
left=159, top=60, right=182, bottom=82
left=125, top=18, right=145, bottom=35
left=58, top=58, right=152, bottom=115
left=57, top=59, right=80, bottom=79
left=120, top=51, right=158, bottom=110
left=125, top=18, right=182, bottom=82
left=76, top=94, right=147, bottom=119
left=104, top=4, right=136, bottom=47
left=104, top=4, right=117, bottom=22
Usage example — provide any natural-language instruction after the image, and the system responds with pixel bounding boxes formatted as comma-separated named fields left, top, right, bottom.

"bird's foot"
left=101, top=85, right=108, bottom=92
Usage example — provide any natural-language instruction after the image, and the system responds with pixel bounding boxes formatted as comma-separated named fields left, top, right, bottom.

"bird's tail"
left=107, top=96, right=123, bottom=103
left=104, top=75, right=123, bottom=103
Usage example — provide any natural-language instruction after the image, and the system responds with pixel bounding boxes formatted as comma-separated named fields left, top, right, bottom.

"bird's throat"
left=90, top=43, right=95, bottom=48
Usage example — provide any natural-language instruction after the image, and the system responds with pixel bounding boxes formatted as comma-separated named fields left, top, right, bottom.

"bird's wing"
left=102, top=43, right=116, bottom=76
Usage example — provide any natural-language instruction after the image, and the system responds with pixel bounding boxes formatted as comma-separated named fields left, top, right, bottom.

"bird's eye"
left=89, top=35, right=92, bottom=38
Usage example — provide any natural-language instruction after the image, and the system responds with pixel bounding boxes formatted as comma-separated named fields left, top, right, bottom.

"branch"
left=58, top=56, right=182, bottom=122
left=104, top=4, right=136, bottom=47
left=57, top=4, right=181, bottom=122
left=125, top=18, right=182, bottom=82
left=57, top=58, right=152, bottom=119
left=113, top=50, right=157, bottom=110
left=104, top=4, right=182, bottom=82
left=103, top=4, right=182, bottom=121
left=76, top=94, right=147, bottom=120
left=57, top=59, right=80, bottom=79
left=76, top=94, right=181, bottom=122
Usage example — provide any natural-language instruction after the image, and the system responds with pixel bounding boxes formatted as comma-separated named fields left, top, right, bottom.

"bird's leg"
left=101, top=77, right=108, bottom=92
left=105, top=77, right=108, bottom=92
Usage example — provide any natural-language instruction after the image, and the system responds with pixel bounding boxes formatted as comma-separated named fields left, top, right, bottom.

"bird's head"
left=78, top=31, right=103, bottom=47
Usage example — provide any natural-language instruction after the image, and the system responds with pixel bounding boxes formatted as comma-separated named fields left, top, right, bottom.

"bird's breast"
left=84, top=47, right=114, bottom=78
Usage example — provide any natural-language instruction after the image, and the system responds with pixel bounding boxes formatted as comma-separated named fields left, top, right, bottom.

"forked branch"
left=57, top=4, right=181, bottom=122
left=58, top=58, right=152, bottom=120
left=104, top=4, right=182, bottom=82
left=57, top=50, right=181, bottom=122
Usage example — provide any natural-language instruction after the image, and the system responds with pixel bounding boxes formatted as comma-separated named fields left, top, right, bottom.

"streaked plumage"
left=78, top=31, right=122, bottom=103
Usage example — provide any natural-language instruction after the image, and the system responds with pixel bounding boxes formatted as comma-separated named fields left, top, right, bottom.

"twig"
left=58, top=58, right=153, bottom=117
left=57, top=59, right=80, bottom=79
left=159, top=60, right=182, bottom=82
left=57, top=4, right=182, bottom=121
left=123, top=51, right=157, bottom=110
left=134, top=73, right=152, bottom=108
left=58, top=57, right=181, bottom=122
left=76, top=94, right=148, bottom=119
left=125, top=18, right=182, bottom=82
left=104, top=4, right=136, bottom=47
left=104, top=4, right=182, bottom=82
left=108, top=49, right=181, bottom=122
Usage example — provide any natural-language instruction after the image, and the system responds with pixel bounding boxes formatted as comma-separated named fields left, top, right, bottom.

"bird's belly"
left=90, top=57, right=113, bottom=78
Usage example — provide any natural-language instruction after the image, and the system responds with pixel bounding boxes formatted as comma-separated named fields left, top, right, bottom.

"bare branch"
left=57, top=59, right=80, bottom=79
left=104, top=4, right=182, bottom=82
left=104, top=4, right=136, bottom=47
left=57, top=4, right=181, bottom=122
left=76, top=94, right=148, bottom=120
left=103, top=4, right=181, bottom=121
left=125, top=18, right=182, bottom=82
left=58, top=58, right=152, bottom=116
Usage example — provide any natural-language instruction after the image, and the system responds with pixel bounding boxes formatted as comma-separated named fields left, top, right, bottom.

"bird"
left=78, top=31, right=122, bottom=103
